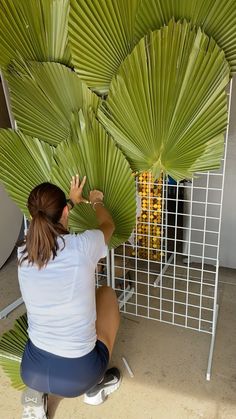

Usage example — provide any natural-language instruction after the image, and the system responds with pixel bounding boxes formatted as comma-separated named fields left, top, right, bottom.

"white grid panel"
left=110, top=173, right=220, bottom=334
left=96, top=80, right=232, bottom=341
left=95, top=170, right=223, bottom=334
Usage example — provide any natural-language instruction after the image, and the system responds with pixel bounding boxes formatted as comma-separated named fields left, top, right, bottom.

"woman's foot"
left=21, top=388, right=48, bottom=419
left=84, top=367, right=121, bottom=405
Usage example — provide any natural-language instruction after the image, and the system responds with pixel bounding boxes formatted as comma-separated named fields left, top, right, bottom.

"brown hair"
left=19, top=182, right=69, bottom=269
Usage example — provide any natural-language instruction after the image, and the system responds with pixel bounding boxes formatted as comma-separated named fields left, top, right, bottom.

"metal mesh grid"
left=96, top=80, right=233, bottom=339
left=110, top=172, right=221, bottom=334
left=95, top=169, right=223, bottom=334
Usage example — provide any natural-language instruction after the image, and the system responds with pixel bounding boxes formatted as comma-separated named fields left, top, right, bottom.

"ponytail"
left=19, top=182, right=69, bottom=269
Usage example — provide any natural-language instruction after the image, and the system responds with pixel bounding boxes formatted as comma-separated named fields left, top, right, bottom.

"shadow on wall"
left=220, top=76, right=236, bottom=269
left=0, top=77, right=23, bottom=268
left=0, top=78, right=11, bottom=128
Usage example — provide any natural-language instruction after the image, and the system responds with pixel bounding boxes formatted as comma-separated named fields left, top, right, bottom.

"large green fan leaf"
left=0, top=0, right=71, bottom=71
left=6, top=62, right=100, bottom=145
left=98, top=20, right=229, bottom=181
left=0, top=314, right=28, bottom=390
left=51, top=111, right=136, bottom=248
left=0, top=130, right=54, bottom=216
left=68, top=0, right=140, bottom=94
left=135, top=0, right=236, bottom=74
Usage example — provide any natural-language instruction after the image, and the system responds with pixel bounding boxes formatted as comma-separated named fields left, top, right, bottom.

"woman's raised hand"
left=69, top=174, right=88, bottom=204
left=89, top=190, right=104, bottom=204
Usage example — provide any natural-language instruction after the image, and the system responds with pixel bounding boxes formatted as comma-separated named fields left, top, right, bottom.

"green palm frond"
left=98, top=20, right=229, bottom=181
left=0, top=314, right=27, bottom=390
left=0, top=0, right=71, bottom=71
left=0, top=130, right=54, bottom=216
left=51, top=111, right=136, bottom=248
left=68, top=0, right=140, bottom=94
left=134, top=0, right=236, bottom=73
left=6, top=62, right=100, bottom=145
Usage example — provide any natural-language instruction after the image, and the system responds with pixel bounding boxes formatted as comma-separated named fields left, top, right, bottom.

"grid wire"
left=96, top=82, right=232, bottom=336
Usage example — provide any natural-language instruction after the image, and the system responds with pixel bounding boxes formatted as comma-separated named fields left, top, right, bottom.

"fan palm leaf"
left=98, top=20, right=229, bottom=181
left=6, top=62, right=100, bottom=145
left=0, top=118, right=136, bottom=247
left=0, top=130, right=54, bottom=217
left=0, top=314, right=28, bottom=390
left=51, top=111, right=136, bottom=248
left=0, top=0, right=71, bottom=71
left=135, top=0, right=236, bottom=74
left=68, top=0, right=140, bottom=94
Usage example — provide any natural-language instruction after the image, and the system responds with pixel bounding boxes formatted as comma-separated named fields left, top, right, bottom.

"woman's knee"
left=96, top=286, right=120, bottom=320
left=96, top=286, right=120, bottom=356
left=96, top=285, right=115, bottom=294
left=96, top=285, right=118, bottom=303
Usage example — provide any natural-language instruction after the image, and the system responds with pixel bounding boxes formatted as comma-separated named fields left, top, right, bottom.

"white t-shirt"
left=17, top=230, right=107, bottom=358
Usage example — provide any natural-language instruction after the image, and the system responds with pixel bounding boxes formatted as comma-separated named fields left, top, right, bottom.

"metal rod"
left=205, top=78, right=234, bottom=381
left=122, top=356, right=134, bottom=378
left=206, top=303, right=219, bottom=381
left=106, top=248, right=111, bottom=287
left=111, top=248, right=115, bottom=289
left=153, top=254, right=174, bottom=287
left=118, top=285, right=135, bottom=310
left=0, top=297, right=24, bottom=319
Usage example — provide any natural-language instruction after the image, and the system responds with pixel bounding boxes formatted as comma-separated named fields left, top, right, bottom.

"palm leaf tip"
left=0, top=314, right=28, bottom=390
left=0, top=129, right=54, bottom=216
left=51, top=110, right=137, bottom=248
left=68, top=0, right=140, bottom=94
left=98, top=20, right=229, bottom=181
left=0, top=0, right=71, bottom=71
left=134, top=0, right=236, bottom=74
left=6, top=61, right=100, bottom=146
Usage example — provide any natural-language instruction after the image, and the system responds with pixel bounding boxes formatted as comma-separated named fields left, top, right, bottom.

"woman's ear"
left=63, top=205, right=69, bottom=217
left=60, top=205, right=69, bottom=228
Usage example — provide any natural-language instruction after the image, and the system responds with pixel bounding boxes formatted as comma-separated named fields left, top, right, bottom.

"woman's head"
left=28, top=182, right=67, bottom=223
left=20, top=182, right=69, bottom=269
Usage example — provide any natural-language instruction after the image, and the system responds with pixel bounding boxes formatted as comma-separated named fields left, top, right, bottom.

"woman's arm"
left=68, top=176, right=115, bottom=245
left=89, top=190, right=115, bottom=245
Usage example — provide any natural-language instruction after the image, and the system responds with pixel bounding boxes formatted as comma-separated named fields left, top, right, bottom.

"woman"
left=18, top=175, right=121, bottom=419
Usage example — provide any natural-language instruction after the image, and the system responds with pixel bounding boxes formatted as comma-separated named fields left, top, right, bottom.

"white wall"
left=181, top=78, right=236, bottom=268
left=0, top=184, right=23, bottom=268
left=220, top=77, right=236, bottom=268
left=0, top=76, right=23, bottom=268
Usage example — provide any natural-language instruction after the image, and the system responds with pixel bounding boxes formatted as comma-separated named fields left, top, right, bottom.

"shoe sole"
left=84, top=376, right=122, bottom=406
left=21, top=390, right=48, bottom=419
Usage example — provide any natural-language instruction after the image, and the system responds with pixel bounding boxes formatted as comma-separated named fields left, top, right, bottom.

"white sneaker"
left=84, top=367, right=121, bottom=405
left=21, top=388, right=48, bottom=419
left=22, top=405, right=48, bottom=419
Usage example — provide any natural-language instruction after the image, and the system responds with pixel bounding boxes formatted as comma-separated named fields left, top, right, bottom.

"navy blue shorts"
left=21, top=339, right=109, bottom=398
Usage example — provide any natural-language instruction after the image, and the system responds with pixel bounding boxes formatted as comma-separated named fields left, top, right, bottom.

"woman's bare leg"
left=49, top=286, right=119, bottom=414
left=47, top=395, right=63, bottom=419
left=96, top=286, right=120, bottom=357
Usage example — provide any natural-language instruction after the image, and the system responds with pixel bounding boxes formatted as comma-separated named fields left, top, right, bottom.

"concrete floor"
left=0, top=251, right=236, bottom=419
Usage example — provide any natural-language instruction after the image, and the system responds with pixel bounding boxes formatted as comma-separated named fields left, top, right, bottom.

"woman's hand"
left=89, top=190, right=104, bottom=204
left=69, top=174, right=88, bottom=205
